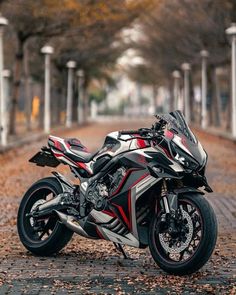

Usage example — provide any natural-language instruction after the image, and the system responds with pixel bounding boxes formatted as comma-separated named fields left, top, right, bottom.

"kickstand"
left=113, top=242, right=128, bottom=259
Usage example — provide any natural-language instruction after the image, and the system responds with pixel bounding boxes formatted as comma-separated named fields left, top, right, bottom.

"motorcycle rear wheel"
left=17, top=177, right=73, bottom=256
left=149, top=193, right=217, bottom=275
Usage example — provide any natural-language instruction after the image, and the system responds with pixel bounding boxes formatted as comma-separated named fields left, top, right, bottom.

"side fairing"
left=83, top=168, right=160, bottom=247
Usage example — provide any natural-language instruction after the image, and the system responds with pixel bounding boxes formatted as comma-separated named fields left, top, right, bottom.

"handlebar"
left=119, top=128, right=162, bottom=141
left=120, top=130, right=141, bottom=135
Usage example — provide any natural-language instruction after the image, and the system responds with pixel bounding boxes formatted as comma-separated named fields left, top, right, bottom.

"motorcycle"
left=17, top=110, right=217, bottom=275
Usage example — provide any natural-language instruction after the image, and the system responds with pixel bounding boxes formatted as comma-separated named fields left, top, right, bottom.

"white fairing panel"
left=98, top=226, right=140, bottom=247
left=91, top=131, right=146, bottom=169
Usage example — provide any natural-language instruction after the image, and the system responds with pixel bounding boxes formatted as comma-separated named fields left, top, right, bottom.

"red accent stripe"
left=181, top=136, right=189, bottom=149
left=128, top=190, right=132, bottom=231
left=96, top=227, right=104, bottom=239
left=113, top=203, right=131, bottom=229
left=137, top=138, right=147, bottom=148
left=54, top=140, right=66, bottom=152
left=76, top=162, right=92, bottom=174
left=165, top=130, right=174, bottom=139
left=77, top=162, right=86, bottom=169
left=53, top=152, right=64, bottom=157
left=158, top=145, right=172, bottom=159
left=129, top=173, right=149, bottom=189
left=65, top=141, right=71, bottom=149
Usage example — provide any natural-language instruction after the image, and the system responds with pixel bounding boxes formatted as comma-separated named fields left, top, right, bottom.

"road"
left=0, top=119, right=235, bottom=294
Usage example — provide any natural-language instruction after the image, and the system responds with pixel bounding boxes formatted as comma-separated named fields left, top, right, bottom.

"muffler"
left=55, top=211, right=89, bottom=238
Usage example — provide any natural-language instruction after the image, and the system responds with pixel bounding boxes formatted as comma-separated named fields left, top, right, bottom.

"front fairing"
left=171, top=133, right=207, bottom=169
left=159, top=111, right=207, bottom=169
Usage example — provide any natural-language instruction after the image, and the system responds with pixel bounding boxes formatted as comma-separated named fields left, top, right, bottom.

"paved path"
left=0, top=120, right=235, bottom=294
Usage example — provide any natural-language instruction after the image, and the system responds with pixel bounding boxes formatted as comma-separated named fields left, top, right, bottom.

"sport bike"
left=17, top=111, right=217, bottom=275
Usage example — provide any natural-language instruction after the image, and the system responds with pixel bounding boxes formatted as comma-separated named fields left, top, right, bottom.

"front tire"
left=149, top=193, right=218, bottom=275
left=17, top=177, right=73, bottom=256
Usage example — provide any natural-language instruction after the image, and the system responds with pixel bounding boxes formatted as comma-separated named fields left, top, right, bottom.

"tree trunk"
left=209, top=67, right=221, bottom=127
left=83, top=87, right=89, bottom=123
left=9, top=38, right=24, bottom=135
left=55, top=89, right=62, bottom=125
left=207, top=65, right=214, bottom=125
left=189, top=72, right=195, bottom=123
left=214, top=71, right=222, bottom=127
left=152, top=84, right=158, bottom=113
left=24, top=42, right=32, bottom=131
left=82, top=75, right=90, bottom=123
left=166, top=80, right=173, bottom=113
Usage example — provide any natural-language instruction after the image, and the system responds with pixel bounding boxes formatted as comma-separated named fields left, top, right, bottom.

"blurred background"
left=0, top=1, right=236, bottom=293
left=0, top=0, right=235, bottom=146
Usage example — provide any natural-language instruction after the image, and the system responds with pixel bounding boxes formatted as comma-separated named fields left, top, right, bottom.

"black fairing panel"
left=120, top=153, right=148, bottom=169
left=83, top=215, right=101, bottom=239
left=109, top=169, right=148, bottom=230
left=96, top=136, right=121, bottom=157
left=93, top=155, right=112, bottom=174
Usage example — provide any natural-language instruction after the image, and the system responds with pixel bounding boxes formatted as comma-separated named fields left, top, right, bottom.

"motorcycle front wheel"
left=149, top=193, right=217, bottom=275
left=17, top=177, right=73, bottom=256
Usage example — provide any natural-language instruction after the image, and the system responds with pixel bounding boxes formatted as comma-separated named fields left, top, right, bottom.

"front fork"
left=161, top=179, right=178, bottom=214
left=159, top=179, right=179, bottom=234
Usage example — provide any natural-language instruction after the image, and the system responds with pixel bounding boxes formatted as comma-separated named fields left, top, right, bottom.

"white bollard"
left=181, top=63, right=191, bottom=123
left=226, top=24, right=236, bottom=138
left=66, top=60, right=76, bottom=128
left=76, top=69, right=84, bottom=125
left=91, top=100, right=98, bottom=120
left=200, top=50, right=209, bottom=129
left=172, top=70, right=181, bottom=111
left=41, top=45, right=54, bottom=134
left=0, top=15, right=8, bottom=146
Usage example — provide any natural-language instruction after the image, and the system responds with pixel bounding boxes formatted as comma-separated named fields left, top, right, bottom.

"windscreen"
left=158, top=110, right=197, bottom=143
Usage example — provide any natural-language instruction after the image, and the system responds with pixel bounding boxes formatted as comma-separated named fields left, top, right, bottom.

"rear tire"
left=17, top=177, right=73, bottom=256
left=149, top=193, right=217, bottom=275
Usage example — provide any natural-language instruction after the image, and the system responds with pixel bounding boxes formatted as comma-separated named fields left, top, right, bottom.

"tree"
left=50, top=0, right=150, bottom=122
left=1, top=0, right=78, bottom=133
left=1, top=0, right=150, bottom=132
left=128, top=0, right=236, bottom=126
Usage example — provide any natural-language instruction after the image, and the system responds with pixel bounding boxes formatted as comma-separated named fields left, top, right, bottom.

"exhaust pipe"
left=55, top=211, right=89, bottom=238
left=34, top=193, right=71, bottom=218
left=37, top=195, right=62, bottom=212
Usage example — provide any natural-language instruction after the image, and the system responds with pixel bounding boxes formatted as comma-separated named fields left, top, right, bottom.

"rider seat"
left=64, top=138, right=95, bottom=163
left=48, top=136, right=95, bottom=163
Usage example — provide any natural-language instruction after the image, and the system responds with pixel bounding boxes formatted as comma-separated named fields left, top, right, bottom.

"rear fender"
left=51, top=171, right=74, bottom=193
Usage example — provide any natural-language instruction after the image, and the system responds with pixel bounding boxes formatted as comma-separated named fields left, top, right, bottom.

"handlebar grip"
left=120, top=130, right=140, bottom=135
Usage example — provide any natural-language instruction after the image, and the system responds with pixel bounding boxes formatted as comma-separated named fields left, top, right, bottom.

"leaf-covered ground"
left=0, top=120, right=235, bottom=294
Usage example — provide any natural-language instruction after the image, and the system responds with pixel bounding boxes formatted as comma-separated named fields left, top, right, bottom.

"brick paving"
left=0, top=119, right=235, bottom=294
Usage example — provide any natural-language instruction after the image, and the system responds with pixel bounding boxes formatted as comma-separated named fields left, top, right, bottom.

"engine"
left=86, top=166, right=127, bottom=211
left=109, top=167, right=127, bottom=195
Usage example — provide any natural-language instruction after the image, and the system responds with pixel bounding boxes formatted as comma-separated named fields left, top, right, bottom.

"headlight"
left=170, top=142, right=199, bottom=170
